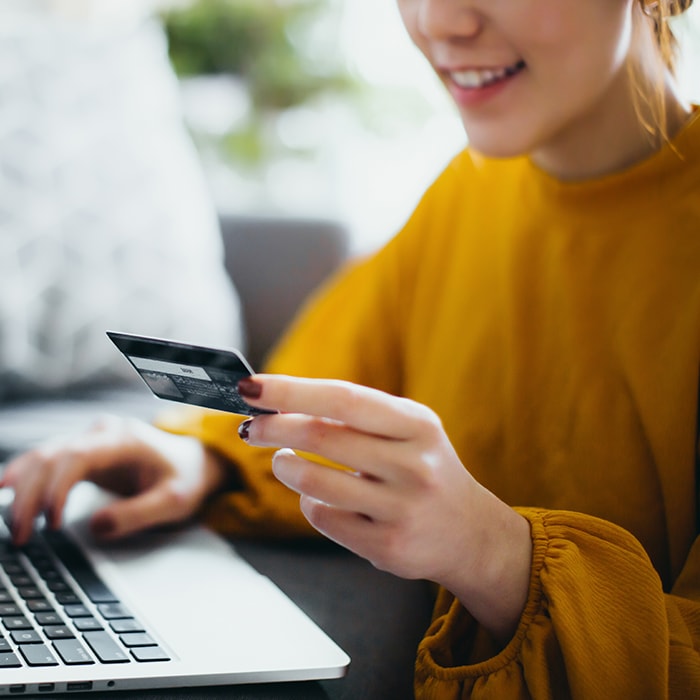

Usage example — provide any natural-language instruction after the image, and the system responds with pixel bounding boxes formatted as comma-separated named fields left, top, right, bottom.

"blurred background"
left=156, top=0, right=466, bottom=255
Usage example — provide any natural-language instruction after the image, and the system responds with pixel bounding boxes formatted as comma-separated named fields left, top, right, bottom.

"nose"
left=416, top=0, right=483, bottom=41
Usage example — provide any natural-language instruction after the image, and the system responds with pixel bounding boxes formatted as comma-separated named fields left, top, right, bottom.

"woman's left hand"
left=237, top=374, right=532, bottom=643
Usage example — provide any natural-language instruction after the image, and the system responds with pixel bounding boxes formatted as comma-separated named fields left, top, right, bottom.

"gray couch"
left=0, top=215, right=434, bottom=700
left=219, top=214, right=351, bottom=370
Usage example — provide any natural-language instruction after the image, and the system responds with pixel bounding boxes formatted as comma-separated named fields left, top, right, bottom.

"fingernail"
left=237, top=418, right=253, bottom=441
left=44, top=505, right=58, bottom=530
left=10, top=520, right=22, bottom=545
left=91, top=514, right=115, bottom=538
left=237, top=377, right=262, bottom=399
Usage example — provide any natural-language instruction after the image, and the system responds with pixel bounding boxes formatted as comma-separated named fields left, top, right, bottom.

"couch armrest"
left=219, top=214, right=350, bottom=370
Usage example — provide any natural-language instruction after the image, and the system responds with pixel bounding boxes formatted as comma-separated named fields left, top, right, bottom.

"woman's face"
left=397, top=0, right=641, bottom=174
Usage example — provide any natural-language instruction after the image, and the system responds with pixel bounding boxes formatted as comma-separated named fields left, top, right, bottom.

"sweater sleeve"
left=415, top=507, right=700, bottom=699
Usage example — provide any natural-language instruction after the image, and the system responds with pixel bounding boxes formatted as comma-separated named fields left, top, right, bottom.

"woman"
left=4, top=0, right=699, bottom=696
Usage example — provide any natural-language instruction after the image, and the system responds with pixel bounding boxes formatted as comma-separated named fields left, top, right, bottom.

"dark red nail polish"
left=10, top=521, right=22, bottom=545
left=238, top=418, right=253, bottom=441
left=91, top=514, right=115, bottom=538
left=44, top=506, right=57, bottom=530
left=237, top=377, right=262, bottom=399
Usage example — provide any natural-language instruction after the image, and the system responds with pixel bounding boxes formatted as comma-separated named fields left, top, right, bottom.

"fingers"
left=296, top=497, right=410, bottom=577
left=2, top=415, right=217, bottom=546
left=2, top=425, right=122, bottom=543
left=2, top=461, right=47, bottom=544
left=271, top=449, right=398, bottom=521
left=2, top=446, right=87, bottom=543
left=247, top=413, right=421, bottom=484
left=298, top=497, right=376, bottom=550
left=89, top=483, right=193, bottom=540
left=240, top=375, right=439, bottom=440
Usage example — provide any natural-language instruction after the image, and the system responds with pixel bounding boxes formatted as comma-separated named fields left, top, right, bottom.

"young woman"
left=4, top=0, right=699, bottom=696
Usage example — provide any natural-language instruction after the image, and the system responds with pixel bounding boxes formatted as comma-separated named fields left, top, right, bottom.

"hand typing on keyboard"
left=0, top=416, right=232, bottom=546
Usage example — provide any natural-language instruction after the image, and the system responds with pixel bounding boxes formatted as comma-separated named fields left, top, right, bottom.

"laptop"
left=0, top=391, right=350, bottom=695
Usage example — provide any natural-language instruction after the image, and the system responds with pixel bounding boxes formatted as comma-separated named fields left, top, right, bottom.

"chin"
left=466, top=137, right=533, bottom=160
left=461, top=120, right=538, bottom=161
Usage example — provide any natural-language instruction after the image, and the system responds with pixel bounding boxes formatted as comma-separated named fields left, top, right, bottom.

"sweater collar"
left=517, top=107, right=700, bottom=202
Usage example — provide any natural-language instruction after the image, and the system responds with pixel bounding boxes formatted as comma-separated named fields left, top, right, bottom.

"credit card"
left=107, top=331, right=274, bottom=416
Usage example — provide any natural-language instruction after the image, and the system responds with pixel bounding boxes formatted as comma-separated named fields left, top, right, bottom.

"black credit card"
left=107, top=331, right=274, bottom=416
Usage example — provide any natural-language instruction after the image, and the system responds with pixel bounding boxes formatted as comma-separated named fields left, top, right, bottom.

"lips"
left=449, top=60, right=526, bottom=89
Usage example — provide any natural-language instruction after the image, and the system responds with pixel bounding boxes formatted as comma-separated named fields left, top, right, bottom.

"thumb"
left=89, top=486, right=189, bottom=540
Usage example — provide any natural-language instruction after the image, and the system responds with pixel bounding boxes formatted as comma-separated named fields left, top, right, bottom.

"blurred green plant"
left=160, top=0, right=357, bottom=168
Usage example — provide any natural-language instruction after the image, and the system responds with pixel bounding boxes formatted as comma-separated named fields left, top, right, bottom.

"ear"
left=640, top=0, right=693, bottom=17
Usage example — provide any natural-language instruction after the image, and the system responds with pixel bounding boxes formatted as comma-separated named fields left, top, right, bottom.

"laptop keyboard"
left=0, top=519, right=170, bottom=669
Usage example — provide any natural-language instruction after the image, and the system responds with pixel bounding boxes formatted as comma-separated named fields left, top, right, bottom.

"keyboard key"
left=82, top=631, right=130, bottom=663
left=0, top=604, right=21, bottom=616
left=27, top=599, right=54, bottom=613
left=55, top=592, right=81, bottom=605
left=21, top=542, right=48, bottom=560
left=119, top=632, right=156, bottom=647
left=131, top=645, right=170, bottom=662
left=17, top=586, right=43, bottom=599
left=0, top=543, right=19, bottom=559
left=109, top=618, right=143, bottom=633
left=64, top=604, right=91, bottom=618
left=53, top=638, right=94, bottom=665
left=19, top=643, right=59, bottom=667
left=74, top=617, right=103, bottom=632
left=46, top=580, right=72, bottom=593
left=0, top=652, right=21, bottom=668
left=3, top=616, right=32, bottom=630
left=37, top=568, right=63, bottom=582
left=44, top=625, right=75, bottom=640
left=11, top=630, right=42, bottom=644
left=35, top=612, right=65, bottom=626
left=0, top=638, right=11, bottom=652
left=3, top=562, right=27, bottom=576
left=0, top=590, right=15, bottom=603
left=97, top=604, right=131, bottom=620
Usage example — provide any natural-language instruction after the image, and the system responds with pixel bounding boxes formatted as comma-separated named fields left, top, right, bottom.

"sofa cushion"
left=0, top=13, right=243, bottom=400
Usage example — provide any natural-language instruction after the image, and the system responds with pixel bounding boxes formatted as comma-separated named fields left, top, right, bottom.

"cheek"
left=523, top=0, right=633, bottom=76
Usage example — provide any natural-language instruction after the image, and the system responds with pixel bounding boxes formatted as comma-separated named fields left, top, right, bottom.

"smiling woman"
left=2, top=0, right=700, bottom=698
left=397, top=0, right=693, bottom=176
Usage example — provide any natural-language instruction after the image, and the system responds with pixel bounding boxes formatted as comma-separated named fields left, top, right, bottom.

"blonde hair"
left=631, top=0, right=693, bottom=143
left=645, top=0, right=693, bottom=71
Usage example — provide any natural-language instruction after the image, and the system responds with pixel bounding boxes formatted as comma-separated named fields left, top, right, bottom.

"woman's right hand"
left=0, top=415, right=228, bottom=546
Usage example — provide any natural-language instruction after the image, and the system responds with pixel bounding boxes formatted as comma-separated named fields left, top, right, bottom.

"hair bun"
left=670, top=0, right=693, bottom=14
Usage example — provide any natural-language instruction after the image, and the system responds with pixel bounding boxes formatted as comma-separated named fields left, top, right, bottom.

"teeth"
left=451, top=62, right=523, bottom=89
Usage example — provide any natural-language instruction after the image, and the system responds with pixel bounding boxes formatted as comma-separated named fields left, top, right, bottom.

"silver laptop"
left=0, top=394, right=350, bottom=695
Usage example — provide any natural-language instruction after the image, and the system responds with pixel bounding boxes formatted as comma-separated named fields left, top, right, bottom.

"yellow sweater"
left=158, top=111, right=700, bottom=698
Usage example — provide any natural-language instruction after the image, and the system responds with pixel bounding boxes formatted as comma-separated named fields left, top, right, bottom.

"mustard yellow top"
left=158, top=110, right=700, bottom=698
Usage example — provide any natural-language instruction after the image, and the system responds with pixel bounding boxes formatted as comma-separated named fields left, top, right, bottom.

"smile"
left=449, top=60, right=526, bottom=89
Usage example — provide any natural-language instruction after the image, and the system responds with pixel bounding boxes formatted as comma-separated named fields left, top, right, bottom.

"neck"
left=531, top=68, right=691, bottom=182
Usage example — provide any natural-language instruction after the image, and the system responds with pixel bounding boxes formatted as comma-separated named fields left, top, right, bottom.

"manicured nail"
left=237, top=377, right=262, bottom=399
left=91, top=514, right=115, bottom=538
left=237, top=418, right=253, bottom=441
left=44, top=505, right=58, bottom=530
left=10, top=519, right=22, bottom=545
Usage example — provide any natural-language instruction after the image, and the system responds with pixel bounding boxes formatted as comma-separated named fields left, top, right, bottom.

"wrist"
left=202, top=446, right=243, bottom=497
left=446, top=487, right=533, bottom=644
